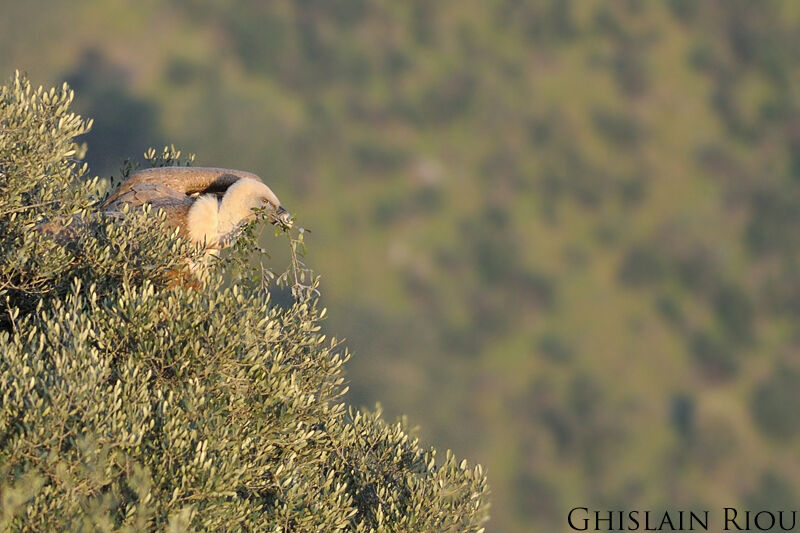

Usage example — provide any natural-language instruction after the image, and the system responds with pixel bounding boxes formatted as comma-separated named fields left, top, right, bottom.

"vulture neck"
left=186, top=178, right=278, bottom=248
left=217, top=179, right=266, bottom=237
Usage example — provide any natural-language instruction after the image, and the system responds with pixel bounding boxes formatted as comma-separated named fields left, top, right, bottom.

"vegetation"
left=0, top=74, right=489, bottom=531
left=4, top=2, right=800, bottom=530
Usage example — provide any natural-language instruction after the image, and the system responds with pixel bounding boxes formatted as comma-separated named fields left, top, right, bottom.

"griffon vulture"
left=101, top=166, right=292, bottom=250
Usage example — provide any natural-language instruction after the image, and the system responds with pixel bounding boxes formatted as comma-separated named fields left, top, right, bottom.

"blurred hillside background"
left=4, top=1, right=800, bottom=531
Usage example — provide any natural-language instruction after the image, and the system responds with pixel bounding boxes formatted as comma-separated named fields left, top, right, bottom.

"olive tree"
left=0, top=72, right=489, bottom=532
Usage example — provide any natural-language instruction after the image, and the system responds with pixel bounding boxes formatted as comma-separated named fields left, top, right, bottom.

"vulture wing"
left=38, top=183, right=195, bottom=243
left=102, top=166, right=262, bottom=208
left=106, top=182, right=192, bottom=208
left=104, top=183, right=195, bottom=239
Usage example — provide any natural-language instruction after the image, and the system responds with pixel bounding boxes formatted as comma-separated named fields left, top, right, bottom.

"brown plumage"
left=102, top=166, right=291, bottom=250
left=39, top=166, right=291, bottom=252
left=35, top=167, right=290, bottom=289
left=102, top=166, right=263, bottom=208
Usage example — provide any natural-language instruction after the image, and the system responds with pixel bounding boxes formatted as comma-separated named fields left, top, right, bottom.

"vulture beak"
left=272, top=205, right=293, bottom=229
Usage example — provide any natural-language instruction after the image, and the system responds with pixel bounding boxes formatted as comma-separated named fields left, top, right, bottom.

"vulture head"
left=102, top=166, right=292, bottom=251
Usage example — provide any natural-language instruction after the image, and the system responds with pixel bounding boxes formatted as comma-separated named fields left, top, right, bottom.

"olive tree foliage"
left=0, top=72, right=490, bottom=532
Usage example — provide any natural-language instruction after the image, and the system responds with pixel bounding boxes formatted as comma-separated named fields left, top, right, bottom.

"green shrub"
left=0, top=72, right=489, bottom=532
left=751, top=365, right=800, bottom=441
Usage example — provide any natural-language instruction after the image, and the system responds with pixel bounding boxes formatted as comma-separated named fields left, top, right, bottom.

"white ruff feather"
left=186, top=195, right=220, bottom=246
left=217, top=179, right=279, bottom=239
left=186, top=178, right=281, bottom=249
